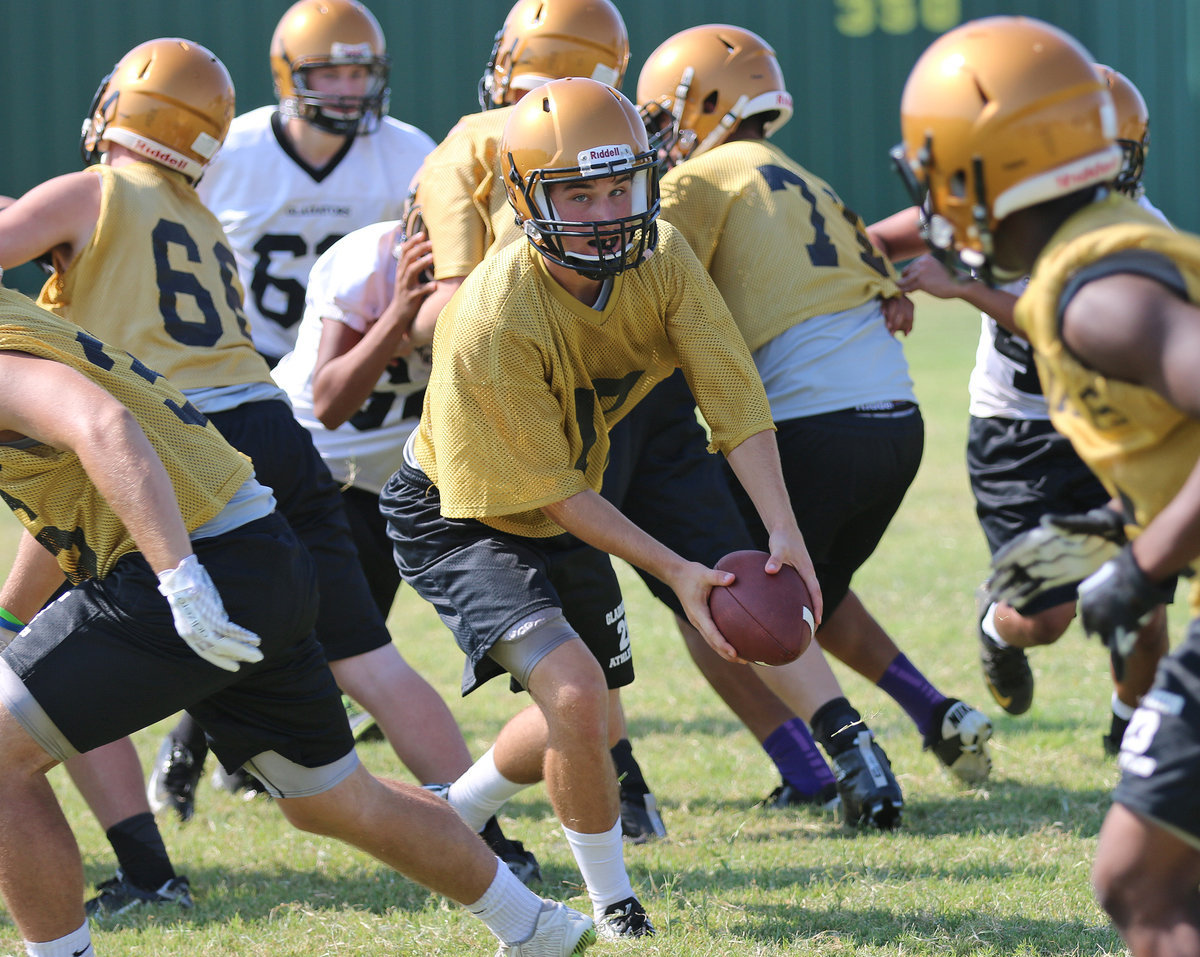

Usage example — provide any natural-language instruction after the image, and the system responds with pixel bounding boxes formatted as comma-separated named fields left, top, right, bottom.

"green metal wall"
left=2, top=0, right=1196, bottom=294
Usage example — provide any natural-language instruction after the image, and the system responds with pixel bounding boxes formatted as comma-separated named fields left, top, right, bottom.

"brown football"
left=708, top=550, right=815, bottom=665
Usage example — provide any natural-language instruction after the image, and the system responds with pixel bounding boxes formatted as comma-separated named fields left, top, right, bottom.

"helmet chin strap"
left=692, top=95, right=749, bottom=157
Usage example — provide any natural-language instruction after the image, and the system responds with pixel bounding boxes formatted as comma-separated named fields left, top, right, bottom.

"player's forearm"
left=542, top=488, right=689, bottom=585
left=725, top=430, right=797, bottom=540
left=314, top=328, right=404, bottom=429
left=0, top=531, right=68, bottom=624
left=72, top=405, right=194, bottom=573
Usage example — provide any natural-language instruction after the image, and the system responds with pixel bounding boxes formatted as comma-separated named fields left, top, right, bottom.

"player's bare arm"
left=723, top=429, right=823, bottom=624
left=0, top=171, right=100, bottom=272
left=311, top=230, right=435, bottom=428
left=0, top=532, right=68, bottom=626
left=865, top=206, right=927, bottom=262
left=541, top=487, right=746, bottom=663
left=898, top=255, right=1021, bottom=334
left=1064, top=273, right=1200, bottom=578
left=410, top=275, right=463, bottom=348
left=0, top=351, right=193, bottom=573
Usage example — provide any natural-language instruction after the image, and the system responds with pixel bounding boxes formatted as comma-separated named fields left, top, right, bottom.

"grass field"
left=0, top=294, right=1163, bottom=956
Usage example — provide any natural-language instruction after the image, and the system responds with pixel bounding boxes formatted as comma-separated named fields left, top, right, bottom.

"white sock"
left=466, top=858, right=543, bottom=945
left=1111, top=692, right=1136, bottom=721
left=25, top=920, right=92, bottom=957
left=981, top=602, right=1012, bottom=647
left=561, top=819, right=633, bottom=917
left=448, top=746, right=528, bottom=832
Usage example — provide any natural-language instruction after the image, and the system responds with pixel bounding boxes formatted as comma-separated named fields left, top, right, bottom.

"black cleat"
left=925, top=698, right=993, bottom=786
left=759, top=780, right=841, bottom=813
left=619, top=789, right=667, bottom=844
left=597, top=896, right=655, bottom=940
left=146, top=737, right=201, bottom=823
left=480, top=815, right=542, bottom=886
left=85, top=870, right=193, bottom=920
left=977, top=588, right=1034, bottom=715
left=830, top=730, right=903, bottom=830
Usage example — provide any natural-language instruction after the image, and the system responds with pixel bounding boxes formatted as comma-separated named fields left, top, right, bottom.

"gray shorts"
left=381, top=460, right=635, bottom=696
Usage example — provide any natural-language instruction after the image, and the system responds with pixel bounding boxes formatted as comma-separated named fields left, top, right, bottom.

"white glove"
left=157, top=555, right=263, bottom=672
left=988, top=507, right=1127, bottom=610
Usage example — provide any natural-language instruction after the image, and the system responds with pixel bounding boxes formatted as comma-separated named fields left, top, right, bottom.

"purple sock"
left=877, top=653, right=948, bottom=739
left=762, top=718, right=836, bottom=795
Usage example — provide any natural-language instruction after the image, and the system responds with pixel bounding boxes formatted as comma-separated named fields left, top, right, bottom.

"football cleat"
left=760, top=780, right=841, bottom=813
left=481, top=815, right=543, bottom=886
left=830, top=730, right=903, bottom=830
left=977, top=587, right=1035, bottom=715
left=146, top=736, right=202, bottom=823
left=596, top=896, right=655, bottom=940
left=211, top=765, right=268, bottom=800
left=85, top=870, right=193, bottom=920
left=343, top=694, right=385, bottom=742
left=1102, top=713, right=1130, bottom=757
left=619, top=789, right=667, bottom=844
left=497, top=899, right=596, bottom=957
left=926, top=698, right=993, bottom=786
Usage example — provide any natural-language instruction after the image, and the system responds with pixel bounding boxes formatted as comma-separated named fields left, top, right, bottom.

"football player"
left=0, top=288, right=596, bottom=957
left=0, top=37, right=534, bottom=912
left=636, top=25, right=995, bottom=806
left=381, top=77, right=820, bottom=939
left=896, top=17, right=1200, bottom=953
left=869, top=63, right=1169, bottom=752
left=197, top=0, right=434, bottom=366
left=411, top=0, right=683, bottom=844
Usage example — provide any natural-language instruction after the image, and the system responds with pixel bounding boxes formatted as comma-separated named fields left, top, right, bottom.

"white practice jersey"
left=272, top=220, right=430, bottom=495
left=967, top=191, right=1170, bottom=421
left=198, top=106, right=435, bottom=361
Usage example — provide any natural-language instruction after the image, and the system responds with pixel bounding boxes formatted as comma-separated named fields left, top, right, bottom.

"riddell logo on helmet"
left=132, top=137, right=187, bottom=171
left=1054, top=155, right=1120, bottom=190
left=578, top=143, right=634, bottom=171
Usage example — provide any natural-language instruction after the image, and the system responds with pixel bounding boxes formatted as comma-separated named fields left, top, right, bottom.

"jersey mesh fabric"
left=1017, top=192, right=1200, bottom=609
left=413, top=223, right=772, bottom=537
left=659, top=140, right=900, bottom=352
left=417, top=107, right=521, bottom=279
left=0, top=291, right=252, bottom=582
left=37, top=163, right=270, bottom=392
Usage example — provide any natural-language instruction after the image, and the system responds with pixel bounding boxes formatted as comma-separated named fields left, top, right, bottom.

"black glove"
left=989, top=506, right=1127, bottom=610
left=1077, top=545, right=1174, bottom=681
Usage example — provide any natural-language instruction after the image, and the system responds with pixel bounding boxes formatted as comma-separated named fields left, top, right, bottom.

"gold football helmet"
left=894, top=16, right=1121, bottom=280
left=501, top=77, right=658, bottom=277
left=635, top=24, right=793, bottom=167
left=1094, top=63, right=1149, bottom=195
left=479, top=0, right=629, bottom=110
left=81, top=38, right=234, bottom=182
left=271, top=0, right=389, bottom=135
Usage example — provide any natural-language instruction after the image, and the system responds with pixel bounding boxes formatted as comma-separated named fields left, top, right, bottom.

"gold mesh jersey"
left=658, top=140, right=900, bottom=351
left=0, top=289, right=252, bottom=584
left=416, top=107, right=523, bottom=280
left=37, top=163, right=270, bottom=392
left=1017, top=192, right=1200, bottom=613
left=413, top=222, right=773, bottom=537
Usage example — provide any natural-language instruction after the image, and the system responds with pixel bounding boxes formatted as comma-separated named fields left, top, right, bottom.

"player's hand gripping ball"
left=708, top=550, right=815, bottom=665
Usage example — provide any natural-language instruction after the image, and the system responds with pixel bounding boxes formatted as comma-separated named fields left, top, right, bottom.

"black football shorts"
left=381, top=460, right=634, bottom=695
left=0, top=512, right=355, bottom=782
left=967, top=415, right=1109, bottom=614
left=1112, top=617, right=1200, bottom=847
left=603, top=370, right=757, bottom=619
